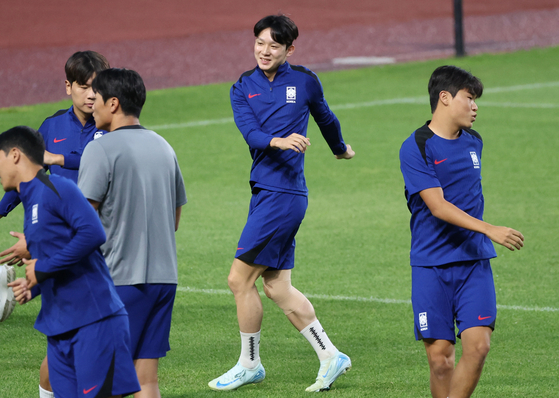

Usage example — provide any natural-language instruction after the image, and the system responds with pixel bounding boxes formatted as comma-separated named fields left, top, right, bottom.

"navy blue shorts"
left=116, top=284, right=176, bottom=359
left=47, top=309, right=140, bottom=398
left=411, top=259, right=497, bottom=343
left=235, top=189, right=307, bottom=270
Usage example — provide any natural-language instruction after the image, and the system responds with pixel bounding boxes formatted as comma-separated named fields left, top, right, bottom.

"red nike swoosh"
left=478, top=315, right=491, bottom=320
left=248, top=93, right=261, bottom=99
left=53, top=138, right=67, bottom=143
left=434, top=158, right=447, bottom=165
left=237, top=247, right=244, bottom=250
left=83, top=385, right=97, bottom=394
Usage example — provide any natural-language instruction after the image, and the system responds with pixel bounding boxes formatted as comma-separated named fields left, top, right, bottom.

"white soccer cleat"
left=305, top=351, right=351, bottom=392
left=0, top=264, right=17, bottom=322
left=208, top=361, right=266, bottom=391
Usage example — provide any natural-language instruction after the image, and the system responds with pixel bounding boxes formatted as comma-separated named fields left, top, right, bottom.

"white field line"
left=176, top=286, right=559, bottom=313
left=149, top=81, right=559, bottom=131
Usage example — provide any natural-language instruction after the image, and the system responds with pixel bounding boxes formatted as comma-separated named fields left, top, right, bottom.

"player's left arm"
left=420, top=187, right=524, bottom=251
left=32, top=187, right=107, bottom=284
left=307, top=75, right=354, bottom=159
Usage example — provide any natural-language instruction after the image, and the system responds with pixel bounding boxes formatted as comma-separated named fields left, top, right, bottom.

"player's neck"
left=428, top=116, right=461, bottom=140
left=16, top=164, right=43, bottom=193
left=73, top=107, right=92, bottom=127
left=108, top=114, right=141, bottom=132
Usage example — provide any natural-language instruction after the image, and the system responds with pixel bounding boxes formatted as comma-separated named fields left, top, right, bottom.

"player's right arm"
left=230, top=82, right=275, bottom=151
left=419, top=187, right=524, bottom=251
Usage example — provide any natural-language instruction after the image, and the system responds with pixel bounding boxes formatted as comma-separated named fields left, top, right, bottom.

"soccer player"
left=78, top=68, right=187, bottom=398
left=399, top=65, right=524, bottom=398
left=0, top=50, right=109, bottom=220
left=1, top=126, right=140, bottom=398
left=0, top=50, right=110, bottom=398
left=208, top=15, right=355, bottom=392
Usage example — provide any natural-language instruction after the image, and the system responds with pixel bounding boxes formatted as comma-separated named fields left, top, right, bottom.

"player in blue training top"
left=0, top=50, right=109, bottom=220
left=1, top=126, right=140, bottom=398
left=208, top=15, right=355, bottom=393
left=0, top=51, right=110, bottom=398
left=399, top=66, right=524, bottom=398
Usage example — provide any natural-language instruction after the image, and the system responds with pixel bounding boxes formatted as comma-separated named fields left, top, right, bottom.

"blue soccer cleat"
left=208, top=361, right=266, bottom=391
left=305, top=351, right=351, bottom=392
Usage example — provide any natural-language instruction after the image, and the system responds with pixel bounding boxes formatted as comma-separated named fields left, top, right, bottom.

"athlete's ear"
left=286, top=45, right=295, bottom=57
left=108, top=97, right=120, bottom=114
left=9, top=147, right=21, bottom=164
left=65, top=80, right=72, bottom=96
left=439, top=90, right=451, bottom=106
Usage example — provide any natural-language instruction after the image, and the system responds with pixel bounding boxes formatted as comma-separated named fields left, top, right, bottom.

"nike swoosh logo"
left=216, top=378, right=240, bottom=387
left=434, top=158, right=447, bottom=165
left=237, top=247, right=244, bottom=250
left=248, top=93, right=261, bottom=99
left=83, top=385, right=97, bottom=394
left=53, top=138, right=67, bottom=143
left=478, top=315, right=491, bottom=320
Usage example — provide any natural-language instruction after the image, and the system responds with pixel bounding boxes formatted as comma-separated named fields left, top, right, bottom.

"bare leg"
left=423, top=339, right=455, bottom=398
left=448, top=327, right=492, bottom=398
left=261, top=269, right=316, bottom=331
left=228, top=259, right=268, bottom=333
left=133, top=358, right=160, bottom=398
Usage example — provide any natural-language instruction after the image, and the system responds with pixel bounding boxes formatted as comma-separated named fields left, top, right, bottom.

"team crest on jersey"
left=286, top=86, right=296, bottom=103
left=94, top=131, right=104, bottom=140
left=419, top=312, right=428, bottom=331
left=32, top=204, right=38, bottom=224
left=470, top=151, right=480, bottom=169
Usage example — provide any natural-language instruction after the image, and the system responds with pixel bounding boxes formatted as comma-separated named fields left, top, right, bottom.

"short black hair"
left=0, top=126, right=45, bottom=166
left=254, top=14, right=299, bottom=48
left=65, top=51, right=110, bottom=86
left=428, top=65, right=483, bottom=113
left=92, top=68, right=146, bottom=118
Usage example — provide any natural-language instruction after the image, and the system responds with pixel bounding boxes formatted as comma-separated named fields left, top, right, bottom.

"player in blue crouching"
left=399, top=66, right=524, bottom=398
left=208, top=15, right=354, bottom=393
left=1, top=126, right=140, bottom=398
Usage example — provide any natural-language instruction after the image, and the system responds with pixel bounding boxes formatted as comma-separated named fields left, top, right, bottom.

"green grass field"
left=1, top=46, right=558, bottom=397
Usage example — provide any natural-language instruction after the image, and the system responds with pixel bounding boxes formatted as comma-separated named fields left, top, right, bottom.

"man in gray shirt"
left=79, top=68, right=187, bottom=398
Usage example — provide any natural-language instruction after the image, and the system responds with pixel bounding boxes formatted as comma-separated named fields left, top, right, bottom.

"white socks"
left=300, top=319, right=337, bottom=361
left=239, top=330, right=261, bottom=369
left=39, top=385, right=54, bottom=398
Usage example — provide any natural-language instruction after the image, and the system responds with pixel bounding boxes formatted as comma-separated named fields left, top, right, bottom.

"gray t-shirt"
left=78, top=125, right=187, bottom=285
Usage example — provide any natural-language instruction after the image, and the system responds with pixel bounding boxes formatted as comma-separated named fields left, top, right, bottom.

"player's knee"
left=227, top=272, right=250, bottom=295
left=429, top=353, right=454, bottom=378
left=464, top=339, right=491, bottom=362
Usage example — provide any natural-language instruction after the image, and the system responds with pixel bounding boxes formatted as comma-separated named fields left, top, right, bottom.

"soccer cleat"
left=305, top=351, right=351, bottom=392
left=208, top=361, right=266, bottom=391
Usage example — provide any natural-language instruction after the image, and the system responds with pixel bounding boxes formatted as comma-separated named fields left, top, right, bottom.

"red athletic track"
left=1, top=0, right=558, bottom=108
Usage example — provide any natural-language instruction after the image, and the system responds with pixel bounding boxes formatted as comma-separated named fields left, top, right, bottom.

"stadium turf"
left=1, top=46, right=558, bottom=397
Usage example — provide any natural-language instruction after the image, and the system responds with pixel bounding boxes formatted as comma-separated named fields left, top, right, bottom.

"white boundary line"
left=149, top=81, right=559, bottom=131
left=176, top=286, right=559, bottom=313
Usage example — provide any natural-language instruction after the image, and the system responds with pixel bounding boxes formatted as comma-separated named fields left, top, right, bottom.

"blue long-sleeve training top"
left=231, top=62, right=347, bottom=195
left=0, top=107, right=106, bottom=216
left=20, top=170, right=123, bottom=336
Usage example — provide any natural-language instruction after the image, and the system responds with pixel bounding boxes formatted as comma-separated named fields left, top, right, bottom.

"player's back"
left=78, top=126, right=187, bottom=286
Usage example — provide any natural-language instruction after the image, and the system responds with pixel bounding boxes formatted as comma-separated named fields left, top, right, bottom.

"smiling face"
left=66, top=74, right=96, bottom=125
left=448, top=88, right=479, bottom=129
left=254, top=28, right=294, bottom=81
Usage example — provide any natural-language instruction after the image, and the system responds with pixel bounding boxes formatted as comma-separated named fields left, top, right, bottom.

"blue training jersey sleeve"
left=400, top=134, right=441, bottom=196
left=307, top=74, right=347, bottom=155
left=231, top=82, right=274, bottom=150
left=33, top=180, right=106, bottom=280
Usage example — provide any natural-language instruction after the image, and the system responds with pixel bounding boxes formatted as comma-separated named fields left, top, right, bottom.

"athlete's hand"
left=7, top=278, right=31, bottom=305
left=0, top=231, right=30, bottom=267
left=270, top=134, right=310, bottom=153
left=485, top=225, right=524, bottom=251
left=43, top=150, right=64, bottom=166
left=336, top=144, right=355, bottom=160
left=23, top=258, right=38, bottom=289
